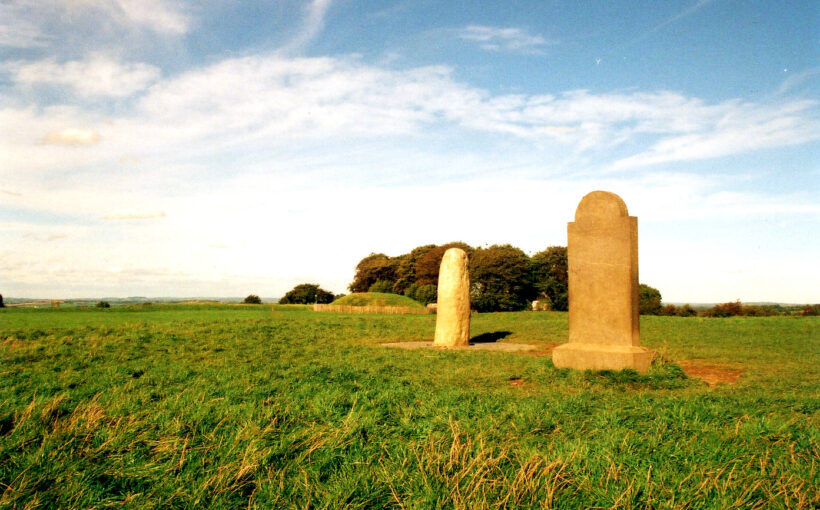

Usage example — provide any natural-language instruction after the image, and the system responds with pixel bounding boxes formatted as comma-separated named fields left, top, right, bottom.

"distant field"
left=0, top=305, right=817, bottom=508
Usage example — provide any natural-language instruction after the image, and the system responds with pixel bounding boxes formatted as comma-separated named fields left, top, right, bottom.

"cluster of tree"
left=0, top=293, right=4, bottom=308
left=643, top=298, right=814, bottom=318
left=243, top=294, right=262, bottom=304
left=349, top=242, right=569, bottom=312
left=95, top=301, right=111, bottom=308
left=279, top=284, right=335, bottom=304
left=657, top=303, right=698, bottom=317
left=802, top=304, right=819, bottom=316
left=638, top=284, right=663, bottom=315
left=701, top=300, right=788, bottom=317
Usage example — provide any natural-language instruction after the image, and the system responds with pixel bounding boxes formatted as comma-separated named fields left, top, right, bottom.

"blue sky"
left=1, top=0, right=818, bottom=302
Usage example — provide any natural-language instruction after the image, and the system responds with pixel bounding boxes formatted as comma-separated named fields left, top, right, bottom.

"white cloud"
left=129, top=55, right=818, bottom=162
left=458, top=25, right=554, bottom=53
left=4, top=54, right=161, bottom=97
left=3, top=54, right=817, bottom=186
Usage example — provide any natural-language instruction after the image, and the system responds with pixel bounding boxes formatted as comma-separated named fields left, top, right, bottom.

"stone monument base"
left=552, top=343, right=656, bottom=374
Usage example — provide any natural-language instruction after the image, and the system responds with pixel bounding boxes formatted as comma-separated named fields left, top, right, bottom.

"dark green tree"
left=705, top=300, right=743, bottom=317
left=279, top=284, right=335, bottom=304
left=403, top=283, right=419, bottom=301
left=348, top=253, right=398, bottom=293
left=414, top=242, right=473, bottom=286
left=469, top=244, right=535, bottom=312
left=368, top=280, right=395, bottom=293
left=638, top=284, right=662, bottom=315
left=530, top=246, right=568, bottom=311
left=243, top=294, right=262, bottom=304
left=392, top=244, right=436, bottom=295
left=95, top=301, right=111, bottom=308
left=676, top=304, right=698, bottom=317
left=413, top=284, right=437, bottom=305
left=0, top=293, right=4, bottom=308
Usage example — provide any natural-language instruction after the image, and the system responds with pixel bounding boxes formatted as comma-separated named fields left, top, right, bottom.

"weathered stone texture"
left=433, top=248, right=471, bottom=347
left=552, top=191, right=656, bottom=373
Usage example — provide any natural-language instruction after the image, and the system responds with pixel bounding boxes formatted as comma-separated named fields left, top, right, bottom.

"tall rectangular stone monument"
left=552, top=191, right=656, bottom=373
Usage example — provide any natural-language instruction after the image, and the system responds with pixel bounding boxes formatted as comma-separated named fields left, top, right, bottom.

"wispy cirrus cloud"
left=458, top=25, right=555, bottom=53
left=97, top=0, right=190, bottom=35
left=3, top=54, right=161, bottom=97
left=3, top=54, right=817, bottom=183
left=614, top=0, right=716, bottom=52
left=611, top=99, right=820, bottom=169
left=0, top=0, right=188, bottom=50
left=281, top=0, right=334, bottom=54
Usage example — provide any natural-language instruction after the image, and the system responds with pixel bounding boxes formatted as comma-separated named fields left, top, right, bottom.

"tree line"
left=272, top=242, right=818, bottom=316
left=349, top=242, right=568, bottom=313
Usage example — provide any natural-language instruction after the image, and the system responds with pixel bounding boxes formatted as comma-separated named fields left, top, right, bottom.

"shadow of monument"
left=470, top=331, right=512, bottom=344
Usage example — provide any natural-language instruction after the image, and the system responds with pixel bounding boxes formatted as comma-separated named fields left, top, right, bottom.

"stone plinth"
left=433, top=248, right=471, bottom=347
left=552, top=191, right=656, bottom=373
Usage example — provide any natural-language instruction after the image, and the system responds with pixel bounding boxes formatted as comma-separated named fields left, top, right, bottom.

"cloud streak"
left=458, top=25, right=554, bottom=53
left=281, top=0, right=334, bottom=54
left=614, top=0, right=717, bottom=52
left=0, top=0, right=188, bottom=51
left=128, top=56, right=820, bottom=163
left=3, top=54, right=161, bottom=97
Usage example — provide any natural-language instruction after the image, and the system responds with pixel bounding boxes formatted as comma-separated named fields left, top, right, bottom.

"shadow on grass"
left=470, top=331, right=512, bottom=344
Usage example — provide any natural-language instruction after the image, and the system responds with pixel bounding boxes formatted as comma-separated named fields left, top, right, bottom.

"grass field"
left=331, top=292, right=425, bottom=308
left=1, top=304, right=817, bottom=508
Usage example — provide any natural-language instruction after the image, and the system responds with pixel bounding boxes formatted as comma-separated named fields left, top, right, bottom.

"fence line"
left=313, top=304, right=429, bottom=315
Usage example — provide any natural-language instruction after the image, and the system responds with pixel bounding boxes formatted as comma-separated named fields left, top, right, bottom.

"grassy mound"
left=331, top=292, right=424, bottom=308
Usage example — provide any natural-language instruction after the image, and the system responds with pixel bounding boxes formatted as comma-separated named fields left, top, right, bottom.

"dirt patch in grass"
left=381, top=341, right=538, bottom=352
left=678, top=360, right=743, bottom=386
left=507, top=377, right=531, bottom=388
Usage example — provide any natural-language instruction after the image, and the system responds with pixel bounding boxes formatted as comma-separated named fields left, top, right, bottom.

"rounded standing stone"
left=433, top=247, right=471, bottom=347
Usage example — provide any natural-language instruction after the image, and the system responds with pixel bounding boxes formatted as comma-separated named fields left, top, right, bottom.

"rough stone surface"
left=552, top=191, right=656, bottom=373
left=433, top=248, right=471, bottom=347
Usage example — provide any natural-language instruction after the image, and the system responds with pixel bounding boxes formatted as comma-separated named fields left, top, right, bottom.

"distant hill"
left=331, top=292, right=424, bottom=308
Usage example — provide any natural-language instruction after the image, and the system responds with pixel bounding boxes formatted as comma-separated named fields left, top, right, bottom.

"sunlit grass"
left=0, top=305, right=817, bottom=507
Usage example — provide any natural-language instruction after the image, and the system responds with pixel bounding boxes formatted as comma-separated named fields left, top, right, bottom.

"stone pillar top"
left=574, top=190, right=629, bottom=223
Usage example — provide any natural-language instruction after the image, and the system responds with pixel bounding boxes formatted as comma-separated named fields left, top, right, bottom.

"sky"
left=0, top=0, right=818, bottom=303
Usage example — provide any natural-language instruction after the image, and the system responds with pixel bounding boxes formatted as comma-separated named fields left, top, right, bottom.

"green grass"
left=0, top=305, right=817, bottom=508
left=331, top=292, right=425, bottom=308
